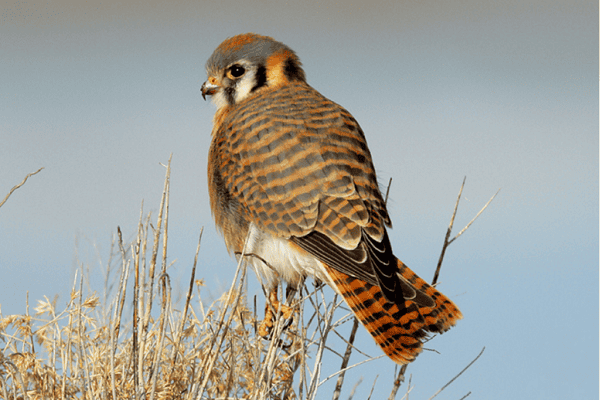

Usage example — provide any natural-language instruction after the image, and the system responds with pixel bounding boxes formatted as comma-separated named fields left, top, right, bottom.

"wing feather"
left=214, top=81, right=389, bottom=245
left=211, top=81, right=433, bottom=308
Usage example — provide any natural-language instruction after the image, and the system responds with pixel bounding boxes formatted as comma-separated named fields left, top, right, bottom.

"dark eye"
left=228, top=65, right=245, bottom=78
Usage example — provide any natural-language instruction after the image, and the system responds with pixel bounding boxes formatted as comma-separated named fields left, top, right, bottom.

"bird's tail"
left=324, top=258, right=462, bottom=364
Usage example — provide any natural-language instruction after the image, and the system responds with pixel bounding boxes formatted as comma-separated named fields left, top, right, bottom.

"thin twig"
left=192, top=231, right=251, bottom=400
left=255, top=278, right=304, bottom=398
left=366, top=375, right=379, bottom=400
left=159, top=157, right=171, bottom=280
left=347, top=377, right=363, bottom=400
left=109, top=300, right=117, bottom=400
left=400, top=375, right=413, bottom=400
left=297, top=285, right=307, bottom=400
left=76, top=271, right=92, bottom=400
left=432, top=177, right=465, bottom=285
left=433, top=178, right=499, bottom=285
left=132, top=203, right=144, bottom=400
left=0, top=367, right=9, bottom=400
left=428, top=347, right=485, bottom=400
left=1, top=357, right=28, bottom=400
left=115, top=227, right=128, bottom=340
left=318, top=354, right=384, bottom=388
left=384, top=177, right=393, bottom=205
left=448, top=188, right=500, bottom=246
left=329, top=321, right=372, bottom=359
left=141, top=155, right=172, bottom=346
left=148, top=157, right=172, bottom=400
left=332, top=317, right=360, bottom=400
left=64, top=271, right=79, bottom=397
left=306, top=289, right=339, bottom=399
left=137, top=212, right=151, bottom=391
left=0, top=167, right=44, bottom=209
left=256, top=298, right=290, bottom=398
left=388, top=364, right=408, bottom=400
left=171, top=228, right=203, bottom=365
left=148, top=273, right=171, bottom=400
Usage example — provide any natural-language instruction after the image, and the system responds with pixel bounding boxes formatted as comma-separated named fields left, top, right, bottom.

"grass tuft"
left=1, top=162, right=483, bottom=399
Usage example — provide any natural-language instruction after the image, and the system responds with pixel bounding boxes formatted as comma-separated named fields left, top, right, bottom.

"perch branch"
left=432, top=178, right=499, bottom=285
left=428, top=347, right=485, bottom=400
left=0, top=167, right=44, bottom=209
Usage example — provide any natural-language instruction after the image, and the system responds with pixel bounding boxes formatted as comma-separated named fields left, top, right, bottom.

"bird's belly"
left=240, top=223, right=331, bottom=289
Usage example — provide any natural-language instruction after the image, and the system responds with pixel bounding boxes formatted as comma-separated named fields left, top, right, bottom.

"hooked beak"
left=201, top=80, right=219, bottom=100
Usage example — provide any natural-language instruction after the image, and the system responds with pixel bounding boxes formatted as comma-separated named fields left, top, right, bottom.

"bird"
left=201, top=33, right=462, bottom=364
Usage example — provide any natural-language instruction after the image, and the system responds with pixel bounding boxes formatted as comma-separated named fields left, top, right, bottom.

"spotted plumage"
left=202, top=33, right=462, bottom=364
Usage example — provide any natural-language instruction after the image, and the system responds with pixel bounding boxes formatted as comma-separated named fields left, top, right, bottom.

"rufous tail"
left=324, top=258, right=462, bottom=364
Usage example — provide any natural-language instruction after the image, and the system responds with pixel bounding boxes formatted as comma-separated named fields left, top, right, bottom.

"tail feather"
left=324, top=258, right=462, bottom=364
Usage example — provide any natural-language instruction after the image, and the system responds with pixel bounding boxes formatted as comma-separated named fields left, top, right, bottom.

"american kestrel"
left=202, top=33, right=462, bottom=364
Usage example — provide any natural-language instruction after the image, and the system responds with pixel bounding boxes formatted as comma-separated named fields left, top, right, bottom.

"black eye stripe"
left=251, top=65, right=267, bottom=92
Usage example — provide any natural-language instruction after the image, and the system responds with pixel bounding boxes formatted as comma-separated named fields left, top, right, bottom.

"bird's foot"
left=258, top=287, right=295, bottom=338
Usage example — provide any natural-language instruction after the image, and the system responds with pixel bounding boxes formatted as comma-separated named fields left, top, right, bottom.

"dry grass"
left=0, top=162, right=382, bottom=400
left=0, top=244, right=379, bottom=400
left=1, top=164, right=489, bottom=399
left=0, top=234, right=371, bottom=399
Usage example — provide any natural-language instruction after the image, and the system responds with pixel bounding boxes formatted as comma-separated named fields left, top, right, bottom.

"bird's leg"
left=285, top=284, right=297, bottom=301
left=282, top=284, right=299, bottom=331
left=258, top=286, right=294, bottom=337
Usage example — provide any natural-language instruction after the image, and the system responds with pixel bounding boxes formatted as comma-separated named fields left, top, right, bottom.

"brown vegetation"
left=1, top=163, right=489, bottom=399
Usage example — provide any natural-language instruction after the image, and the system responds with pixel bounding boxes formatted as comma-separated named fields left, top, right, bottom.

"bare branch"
left=433, top=178, right=499, bottom=285
left=366, top=375, right=379, bottom=400
left=193, top=230, right=250, bottom=400
left=0, top=167, right=44, bottom=209
left=384, top=177, right=393, bottom=205
left=332, top=317, right=360, bottom=400
left=388, top=364, right=408, bottom=399
left=347, top=377, right=363, bottom=400
left=448, top=188, right=500, bottom=246
left=171, top=228, right=203, bottom=365
left=432, top=177, right=465, bottom=285
left=428, top=347, right=485, bottom=400
left=318, top=354, right=384, bottom=387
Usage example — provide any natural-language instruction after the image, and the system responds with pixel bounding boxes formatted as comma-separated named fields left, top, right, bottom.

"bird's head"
left=201, top=33, right=306, bottom=111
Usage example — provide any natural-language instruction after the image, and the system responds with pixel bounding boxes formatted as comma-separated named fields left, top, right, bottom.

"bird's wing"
left=214, top=82, right=427, bottom=306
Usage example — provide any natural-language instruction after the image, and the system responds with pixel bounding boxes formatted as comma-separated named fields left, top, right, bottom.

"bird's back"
left=208, top=81, right=390, bottom=254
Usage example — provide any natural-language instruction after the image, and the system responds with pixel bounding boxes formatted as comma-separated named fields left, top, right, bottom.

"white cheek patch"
left=233, top=68, right=258, bottom=104
left=208, top=60, right=264, bottom=112
left=211, top=90, right=229, bottom=111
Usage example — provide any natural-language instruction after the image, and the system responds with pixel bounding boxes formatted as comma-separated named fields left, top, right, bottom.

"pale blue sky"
left=1, top=0, right=597, bottom=398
